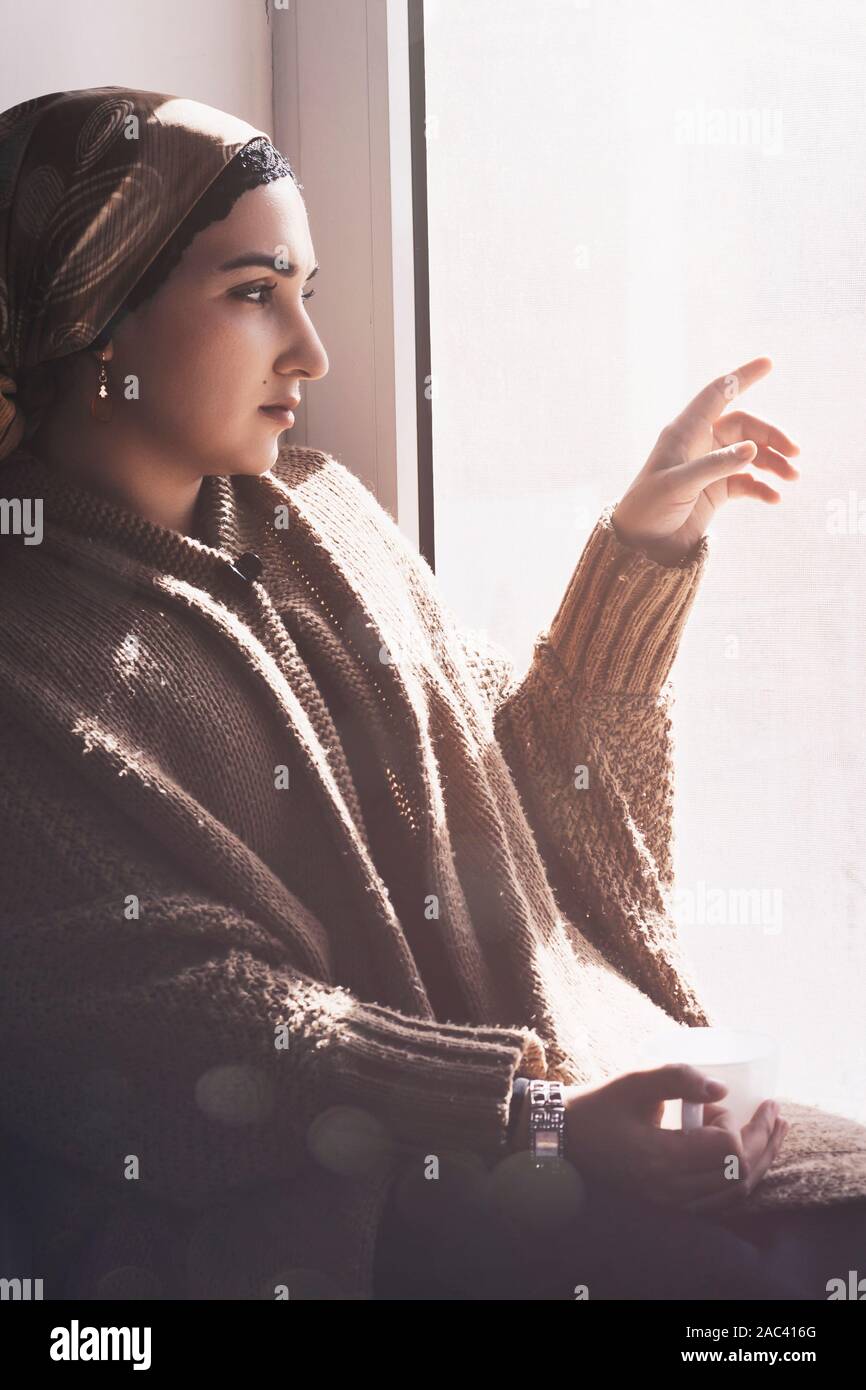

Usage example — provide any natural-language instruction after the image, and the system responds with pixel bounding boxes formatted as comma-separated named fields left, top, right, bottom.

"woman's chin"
left=220, top=446, right=285, bottom=479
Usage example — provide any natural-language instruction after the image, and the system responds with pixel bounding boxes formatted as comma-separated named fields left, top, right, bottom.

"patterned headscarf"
left=0, top=86, right=269, bottom=460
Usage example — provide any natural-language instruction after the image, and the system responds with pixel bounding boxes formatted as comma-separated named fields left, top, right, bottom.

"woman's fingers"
left=725, top=471, right=782, bottom=504
left=742, top=1099, right=780, bottom=1150
left=690, top=1107, right=788, bottom=1211
left=645, top=1111, right=743, bottom=1203
left=671, top=357, right=773, bottom=436
left=714, top=409, right=801, bottom=460
left=652, top=1104, right=789, bottom=1212
left=668, top=438, right=797, bottom=497
left=701, top=1102, right=737, bottom=1124
left=653, top=1113, right=740, bottom=1175
left=742, top=1107, right=788, bottom=1182
left=717, top=436, right=800, bottom=480
left=745, top=445, right=800, bottom=480
left=673, top=1121, right=788, bottom=1214
left=665, top=440, right=759, bottom=493
left=713, top=408, right=801, bottom=481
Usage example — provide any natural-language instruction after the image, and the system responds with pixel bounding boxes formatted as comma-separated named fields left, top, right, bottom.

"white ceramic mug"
left=636, top=1026, right=780, bottom=1132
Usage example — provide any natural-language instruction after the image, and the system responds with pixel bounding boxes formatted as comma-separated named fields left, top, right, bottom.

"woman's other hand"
left=610, top=356, right=801, bottom=566
left=556, top=1064, right=788, bottom=1212
left=678, top=1097, right=790, bottom=1215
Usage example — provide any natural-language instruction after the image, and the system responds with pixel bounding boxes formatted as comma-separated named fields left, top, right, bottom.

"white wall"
left=273, top=0, right=418, bottom=540
left=0, top=0, right=272, bottom=134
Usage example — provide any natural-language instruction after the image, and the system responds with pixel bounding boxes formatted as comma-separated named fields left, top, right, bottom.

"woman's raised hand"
left=610, top=357, right=801, bottom=566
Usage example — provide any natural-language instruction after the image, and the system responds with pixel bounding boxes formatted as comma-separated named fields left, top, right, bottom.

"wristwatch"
left=507, top=1075, right=531, bottom=1147
left=527, top=1078, right=566, bottom=1169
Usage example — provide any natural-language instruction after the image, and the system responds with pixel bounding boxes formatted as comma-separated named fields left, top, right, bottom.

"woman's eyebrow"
left=218, top=253, right=319, bottom=281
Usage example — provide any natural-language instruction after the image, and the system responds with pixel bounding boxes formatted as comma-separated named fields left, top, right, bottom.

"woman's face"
left=107, top=176, right=328, bottom=478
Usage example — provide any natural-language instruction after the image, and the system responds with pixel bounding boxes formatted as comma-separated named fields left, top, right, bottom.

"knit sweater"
left=1, top=440, right=865, bottom=1302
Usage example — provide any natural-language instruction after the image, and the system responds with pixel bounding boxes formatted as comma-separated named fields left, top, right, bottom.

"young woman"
left=1, top=86, right=864, bottom=1302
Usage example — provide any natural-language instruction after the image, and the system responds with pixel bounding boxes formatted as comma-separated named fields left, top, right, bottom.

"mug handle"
left=682, top=1101, right=704, bottom=1131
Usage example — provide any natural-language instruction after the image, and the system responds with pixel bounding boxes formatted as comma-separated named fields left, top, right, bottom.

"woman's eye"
left=232, top=283, right=316, bottom=307
left=234, top=282, right=277, bottom=306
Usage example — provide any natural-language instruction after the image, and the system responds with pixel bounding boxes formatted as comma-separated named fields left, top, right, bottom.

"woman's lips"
left=259, top=406, right=295, bottom=427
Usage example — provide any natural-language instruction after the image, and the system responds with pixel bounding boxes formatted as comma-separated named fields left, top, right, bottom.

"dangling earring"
left=90, top=344, right=113, bottom=421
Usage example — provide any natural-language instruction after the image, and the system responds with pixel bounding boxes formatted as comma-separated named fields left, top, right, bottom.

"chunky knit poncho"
left=1, top=440, right=865, bottom=1301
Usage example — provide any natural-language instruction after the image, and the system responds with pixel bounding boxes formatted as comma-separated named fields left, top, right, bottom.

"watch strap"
left=528, top=1078, right=567, bottom=1168
left=506, top=1075, right=531, bottom=1147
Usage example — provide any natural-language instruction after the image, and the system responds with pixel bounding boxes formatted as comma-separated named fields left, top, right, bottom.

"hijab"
left=0, top=85, right=268, bottom=460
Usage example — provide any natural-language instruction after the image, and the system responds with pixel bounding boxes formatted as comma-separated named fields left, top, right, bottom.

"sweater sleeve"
left=0, top=728, right=548, bottom=1213
left=542, top=502, right=709, bottom=697
left=477, top=505, right=712, bottom=1023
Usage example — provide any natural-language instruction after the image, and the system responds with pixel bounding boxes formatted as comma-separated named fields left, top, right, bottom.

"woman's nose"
left=284, top=322, right=328, bottom=383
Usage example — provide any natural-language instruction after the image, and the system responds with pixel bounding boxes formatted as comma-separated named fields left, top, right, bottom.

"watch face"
left=534, top=1130, right=562, bottom=1156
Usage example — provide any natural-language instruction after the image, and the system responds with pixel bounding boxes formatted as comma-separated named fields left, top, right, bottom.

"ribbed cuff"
left=546, top=502, right=709, bottom=695
left=328, top=1001, right=548, bottom=1160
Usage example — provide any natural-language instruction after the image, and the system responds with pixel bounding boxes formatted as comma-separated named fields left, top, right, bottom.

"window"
left=423, top=0, right=866, bottom=1122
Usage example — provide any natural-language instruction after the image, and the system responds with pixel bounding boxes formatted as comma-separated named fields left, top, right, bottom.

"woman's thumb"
left=627, top=1063, right=728, bottom=1104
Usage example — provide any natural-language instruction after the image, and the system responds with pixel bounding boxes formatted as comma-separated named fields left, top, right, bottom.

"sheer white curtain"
left=424, top=0, right=866, bottom=1121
